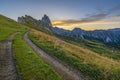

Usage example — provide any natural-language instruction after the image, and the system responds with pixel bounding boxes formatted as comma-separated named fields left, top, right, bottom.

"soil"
left=0, top=41, right=18, bottom=80
left=0, top=32, right=19, bottom=80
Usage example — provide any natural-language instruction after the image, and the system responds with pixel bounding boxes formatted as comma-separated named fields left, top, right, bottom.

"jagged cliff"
left=42, top=14, right=52, bottom=27
left=18, top=15, right=53, bottom=33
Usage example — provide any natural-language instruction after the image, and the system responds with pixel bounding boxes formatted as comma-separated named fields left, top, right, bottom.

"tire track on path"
left=0, top=32, right=19, bottom=80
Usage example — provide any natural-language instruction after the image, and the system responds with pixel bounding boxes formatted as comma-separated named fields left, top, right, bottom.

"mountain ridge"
left=54, top=27, right=120, bottom=48
left=17, top=15, right=120, bottom=48
left=18, top=15, right=53, bottom=33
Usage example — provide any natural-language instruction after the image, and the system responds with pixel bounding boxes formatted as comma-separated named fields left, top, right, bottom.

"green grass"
left=29, top=29, right=120, bottom=80
left=58, top=35, right=120, bottom=60
left=0, top=15, right=27, bottom=40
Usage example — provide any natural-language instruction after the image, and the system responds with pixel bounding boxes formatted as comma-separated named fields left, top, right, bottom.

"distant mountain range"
left=18, top=15, right=120, bottom=48
left=54, top=27, right=120, bottom=47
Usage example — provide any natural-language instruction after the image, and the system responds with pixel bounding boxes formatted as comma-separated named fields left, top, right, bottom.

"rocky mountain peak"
left=18, top=14, right=53, bottom=33
left=42, top=14, right=52, bottom=27
left=72, top=28, right=83, bottom=32
left=18, top=16, right=25, bottom=24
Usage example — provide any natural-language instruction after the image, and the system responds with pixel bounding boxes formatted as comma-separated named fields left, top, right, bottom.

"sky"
left=0, top=0, right=120, bottom=30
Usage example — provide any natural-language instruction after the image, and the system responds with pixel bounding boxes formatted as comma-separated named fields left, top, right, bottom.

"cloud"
left=53, top=4, right=120, bottom=25
left=53, top=12, right=109, bottom=25
left=53, top=12, right=108, bottom=26
left=109, top=5, right=120, bottom=13
left=76, top=12, right=108, bottom=22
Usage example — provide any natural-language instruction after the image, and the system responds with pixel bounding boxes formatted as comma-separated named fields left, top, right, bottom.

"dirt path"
left=0, top=33, right=19, bottom=80
left=24, top=33, right=91, bottom=80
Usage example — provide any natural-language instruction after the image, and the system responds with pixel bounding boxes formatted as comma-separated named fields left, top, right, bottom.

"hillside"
left=0, top=15, right=26, bottom=40
left=29, top=29, right=120, bottom=80
left=57, top=34, right=120, bottom=60
left=16, top=14, right=120, bottom=79
left=0, top=14, right=62, bottom=80
left=0, top=14, right=120, bottom=80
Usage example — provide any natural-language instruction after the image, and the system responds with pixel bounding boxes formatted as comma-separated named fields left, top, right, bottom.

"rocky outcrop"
left=42, top=14, right=52, bottom=27
left=18, top=14, right=53, bottom=32
left=18, top=16, right=26, bottom=24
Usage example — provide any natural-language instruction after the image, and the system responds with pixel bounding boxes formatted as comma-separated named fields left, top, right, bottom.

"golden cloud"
left=52, top=20, right=120, bottom=30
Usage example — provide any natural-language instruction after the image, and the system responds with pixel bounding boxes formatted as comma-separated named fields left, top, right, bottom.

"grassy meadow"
left=59, top=36, right=120, bottom=60
left=29, top=29, right=120, bottom=80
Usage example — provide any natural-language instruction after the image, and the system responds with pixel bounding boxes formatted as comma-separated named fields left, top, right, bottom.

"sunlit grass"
left=60, top=36, right=120, bottom=60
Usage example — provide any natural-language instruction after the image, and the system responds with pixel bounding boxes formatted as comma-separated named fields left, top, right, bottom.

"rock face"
left=18, top=16, right=26, bottom=24
left=42, top=14, right=52, bottom=27
left=54, top=27, right=120, bottom=48
left=18, top=14, right=53, bottom=32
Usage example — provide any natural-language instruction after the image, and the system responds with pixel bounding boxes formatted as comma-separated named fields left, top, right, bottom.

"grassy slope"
left=29, top=29, right=120, bottom=80
left=59, top=36, right=120, bottom=60
left=0, top=15, right=27, bottom=40
left=0, top=15, right=62, bottom=80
